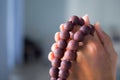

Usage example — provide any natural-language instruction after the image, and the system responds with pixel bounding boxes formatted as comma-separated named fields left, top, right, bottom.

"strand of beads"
left=49, top=16, right=95, bottom=80
left=49, top=21, right=72, bottom=80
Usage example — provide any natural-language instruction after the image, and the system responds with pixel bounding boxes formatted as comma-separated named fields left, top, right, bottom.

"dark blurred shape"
left=110, top=26, right=120, bottom=42
left=24, top=37, right=42, bottom=63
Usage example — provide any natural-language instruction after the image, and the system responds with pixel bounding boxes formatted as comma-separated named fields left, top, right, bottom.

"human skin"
left=48, top=15, right=118, bottom=80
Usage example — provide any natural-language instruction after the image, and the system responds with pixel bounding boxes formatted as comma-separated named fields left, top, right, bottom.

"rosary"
left=49, top=15, right=95, bottom=80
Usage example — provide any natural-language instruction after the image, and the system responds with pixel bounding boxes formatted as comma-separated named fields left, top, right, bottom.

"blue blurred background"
left=0, top=0, right=120, bottom=80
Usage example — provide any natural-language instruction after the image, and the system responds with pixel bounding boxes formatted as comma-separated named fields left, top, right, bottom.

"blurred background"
left=0, top=0, right=120, bottom=80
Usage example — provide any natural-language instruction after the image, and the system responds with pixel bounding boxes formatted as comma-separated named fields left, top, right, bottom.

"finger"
left=77, top=32, right=104, bottom=58
left=48, top=52, right=55, bottom=61
left=83, top=34, right=103, bottom=51
left=59, top=24, right=64, bottom=32
left=82, top=14, right=90, bottom=25
left=94, top=22, right=113, bottom=47
left=94, top=22, right=118, bottom=60
left=93, top=29, right=103, bottom=45
left=54, top=32, right=60, bottom=42
left=51, top=43, right=58, bottom=52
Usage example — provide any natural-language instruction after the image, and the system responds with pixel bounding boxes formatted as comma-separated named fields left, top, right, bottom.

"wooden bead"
left=57, top=40, right=67, bottom=49
left=64, top=50, right=77, bottom=61
left=74, top=30, right=84, bottom=42
left=59, top=69, right=69, bottom=79
left=60, top=31, right=70, bottom=40
left=60, top=60, right=71, bottom=70
left=54, top=48, right=64, bottom=59
left=52, top=58, right=61, bottom=68
left=69, top=16, right=80, bottom=25
left=64, top=21, right=74, bottom=31
left=79, top=17, right=85, bottom=26
left=49, top=67, right=59, bottom=78
left=67, top=40, right=79, bottom=50
left=88, top=24, right=95, bottom=35
left=80, top=25, right=91, bottom=35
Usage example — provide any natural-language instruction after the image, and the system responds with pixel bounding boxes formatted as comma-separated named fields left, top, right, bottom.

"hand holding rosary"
left=48, top=15, right=95, bottom=80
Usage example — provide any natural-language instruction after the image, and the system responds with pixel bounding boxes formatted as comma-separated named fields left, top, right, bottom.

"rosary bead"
left=60, top=31, right=70, bottom=40
left=64, top=50, right=77, bottom=61
left=60, top=60, right=71, bottom=70
left=79, top=17, right=85, bottom=26
left=64, top=21, right=74, bottom=31
left=49, top=67, right=59, bottom=78
left=80, top=25, right=91, bottom=35
left=74, top=30, right=84, bottom=42
left=69, top=16, right=80, bottom=25
left=88, top=24, right=95, bottom=35
left=59, top=69, right=69, bottom=79
left=67, top=40, right=79, bottom=50
left=57, top=40, right=67, bottom=49
left=54, top=48, right=64, bottom=59
left=52, top=58, right=61, bottom=68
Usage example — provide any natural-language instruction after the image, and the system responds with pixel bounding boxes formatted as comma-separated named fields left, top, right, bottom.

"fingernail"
left=82, top=14, right=90, bottom=25
left=82, top=14, right=88, bottom=20
left=95, top=22, right=104, bottom=37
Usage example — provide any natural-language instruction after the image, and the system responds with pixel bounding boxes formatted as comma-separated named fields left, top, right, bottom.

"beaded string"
left=49, top=16, right=95, bottom=80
